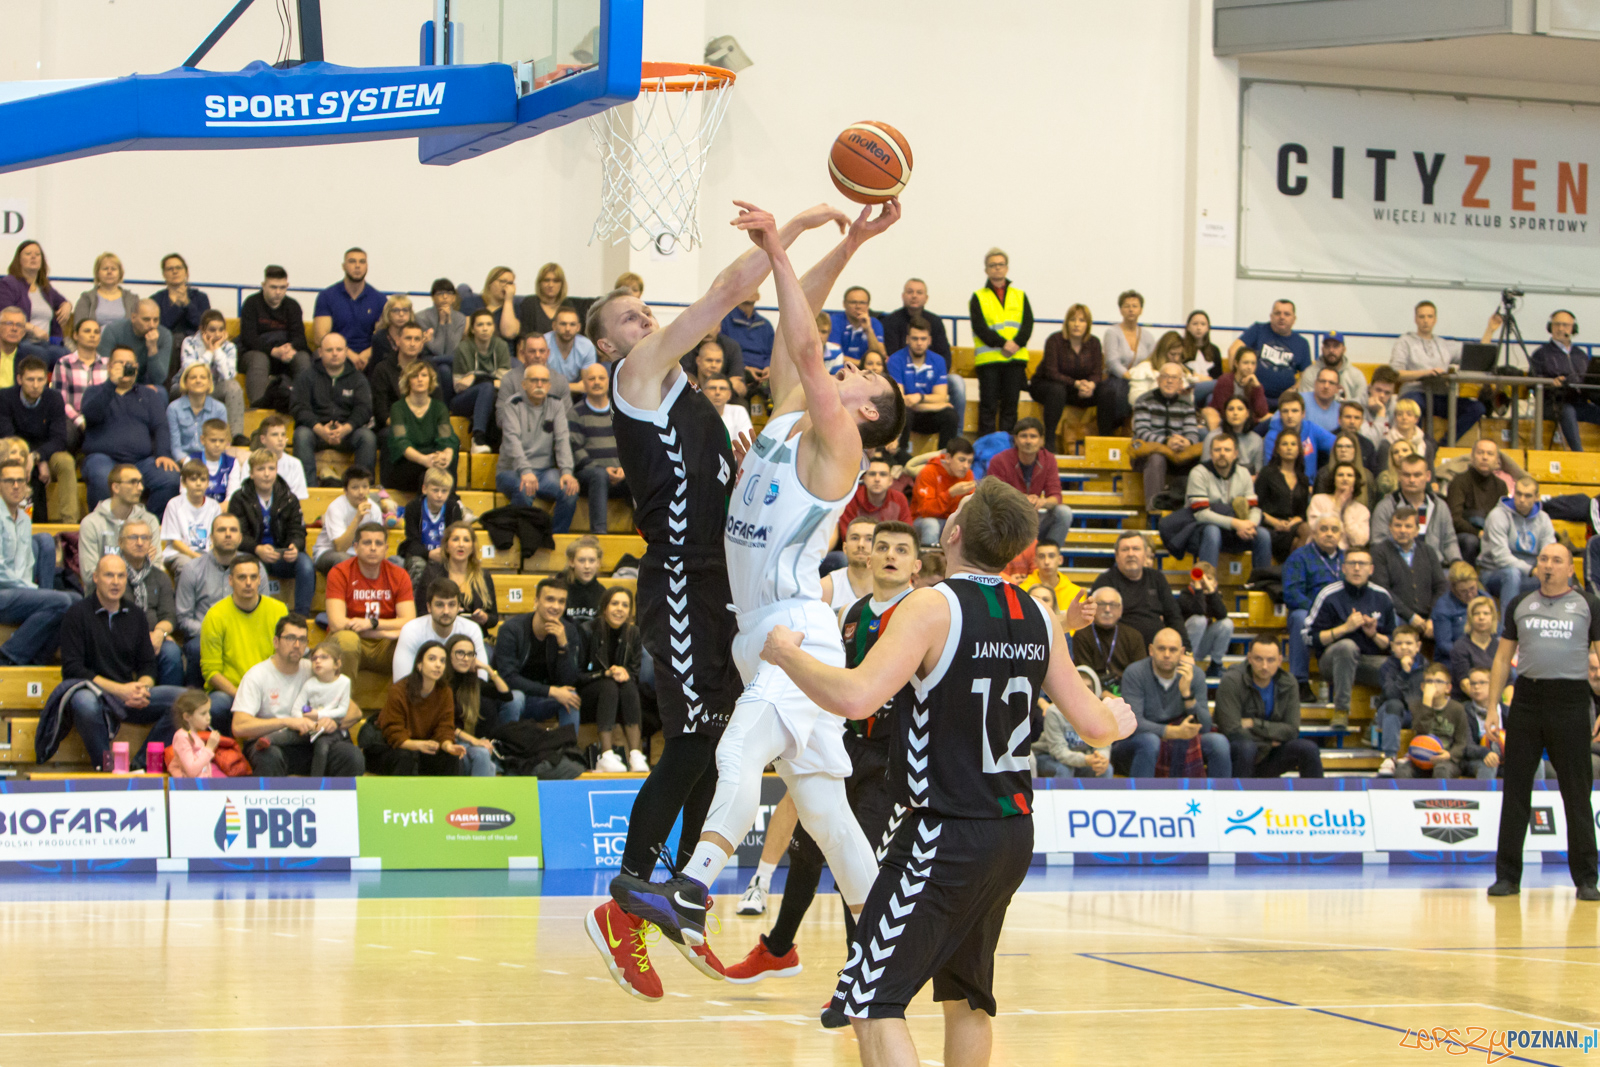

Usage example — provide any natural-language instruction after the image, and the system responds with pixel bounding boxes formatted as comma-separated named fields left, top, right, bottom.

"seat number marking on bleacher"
left=1550, top=461, right=1562, bottom=474
left=507, top=588, right=522, bottom=603
left=1274, top=604, right=1286, bottom=617
left=1229, top=562, right=1242, bottom=575
left=482, top=545, right=495, bottom=558
left=26, top=682, right=41, bottom=697
left=1108, top=448, right=1121, bottom=461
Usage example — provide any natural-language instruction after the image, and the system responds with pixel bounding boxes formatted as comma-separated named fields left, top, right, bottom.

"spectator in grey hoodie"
left=174, top=512, right=242, bottom=687
left=78, top=462, right=160, bottom=577
left=1032, top=703, right=1110, bottom=779
left=1480, top=475, right=1556, bottom=619
left=495, top=362, right=578, bottom=532
left=1109, top=627, right=1231, bottom=778
left=1180, top=431, right=1272, bottom=570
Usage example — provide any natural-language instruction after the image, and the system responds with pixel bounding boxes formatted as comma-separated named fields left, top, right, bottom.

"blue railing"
left=53, top=275, right=1577, bottom=362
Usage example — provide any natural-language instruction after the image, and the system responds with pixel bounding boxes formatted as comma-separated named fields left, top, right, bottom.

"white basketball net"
left=588, top=65, right=736, bottom=254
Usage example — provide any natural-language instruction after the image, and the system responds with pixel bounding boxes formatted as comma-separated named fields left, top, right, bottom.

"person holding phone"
left=1110, top=626, right=1231, bottom=778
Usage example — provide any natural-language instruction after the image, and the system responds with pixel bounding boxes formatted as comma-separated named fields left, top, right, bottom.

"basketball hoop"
left=588, top=62, right=736, bottom=254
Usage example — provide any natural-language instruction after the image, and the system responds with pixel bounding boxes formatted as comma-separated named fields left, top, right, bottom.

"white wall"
left=3, top=0, right=1600, bottom=361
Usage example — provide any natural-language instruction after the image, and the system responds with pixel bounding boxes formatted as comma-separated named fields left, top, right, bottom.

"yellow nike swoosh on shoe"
left=604, top=910, right=623, bottom=949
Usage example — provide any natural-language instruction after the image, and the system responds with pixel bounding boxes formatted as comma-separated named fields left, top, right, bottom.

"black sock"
left=765, top=825, right=824, bottom=957
left=619, top=732, right=716, bottom=881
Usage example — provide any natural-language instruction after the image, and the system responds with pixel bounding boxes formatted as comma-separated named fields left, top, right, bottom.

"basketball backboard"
left=0, top=0, right=640, bottom=173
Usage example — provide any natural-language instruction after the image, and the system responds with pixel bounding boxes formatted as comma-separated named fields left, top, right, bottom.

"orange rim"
left=640, top=61, right=736, bottom=92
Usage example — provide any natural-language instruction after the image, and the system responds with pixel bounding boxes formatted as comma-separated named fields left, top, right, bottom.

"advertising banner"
left=0, top=778, right=166, bottom=862
left=538, top=778, right=682, bottom=870
left=1240, top=80, right=1600, bottom=293
left=1368, top=782, right=1578, bottom=854
left=1034, top=785, right=1222, bottom=854
left=168, top=778, right=359, bottom=864
left=357, top=777, right=541, bottom=869
left=1214, top=789, right=1375, bottom=852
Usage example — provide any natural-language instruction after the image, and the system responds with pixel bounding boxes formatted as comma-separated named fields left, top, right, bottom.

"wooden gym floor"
left=1, top=866, right=1596, bottom=1067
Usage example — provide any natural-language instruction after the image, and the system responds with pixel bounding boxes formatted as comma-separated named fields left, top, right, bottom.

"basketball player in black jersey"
left=763, top=479, right=1136, bottom=1067
left=582, top=201, right=853, bottom=999
left=725, top=519, right=922, bottom=983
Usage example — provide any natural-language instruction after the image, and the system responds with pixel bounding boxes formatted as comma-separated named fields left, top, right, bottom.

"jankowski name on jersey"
left=971, top=641, right=1048, bottom=660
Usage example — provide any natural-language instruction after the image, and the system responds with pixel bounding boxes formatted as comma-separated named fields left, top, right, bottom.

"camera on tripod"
left=1501, top=287, right=1525, bottom=308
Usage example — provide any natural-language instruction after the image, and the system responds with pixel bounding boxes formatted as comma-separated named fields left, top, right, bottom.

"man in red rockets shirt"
left=985, top=416, right=1072, bottom=545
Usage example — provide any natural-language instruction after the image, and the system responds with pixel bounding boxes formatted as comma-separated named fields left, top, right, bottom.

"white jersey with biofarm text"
left=724, top=410, right=861, bottom=618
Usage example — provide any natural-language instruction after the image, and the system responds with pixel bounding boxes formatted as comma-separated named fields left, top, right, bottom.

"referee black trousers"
left=1495, top=679, right=1598, bottom=888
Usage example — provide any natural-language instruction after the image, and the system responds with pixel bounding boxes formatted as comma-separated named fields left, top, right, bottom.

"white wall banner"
left=168, top=779, right=359, bottom=860
left=0, top=199, right=29, bottom=241
left=1240, top=80, right=1600, bottom=294
left=0, top=779, right=167, bottom=861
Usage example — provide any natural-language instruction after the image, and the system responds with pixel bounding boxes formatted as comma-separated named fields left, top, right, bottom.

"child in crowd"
left=233, top=414, right=308, bottom=501
left=228, top=448, right=314, bottom=615
left=305, top=640, right=354, bottom=777
left=175, top=308, right=245, bottom=436
left=1377, top=624, right=1427, bottom=775
left=1178, top=561, right=1233, bottom=679
left=1032, top=701, right=1111, bottom=779
left=563, top=535, right=606, bottom=625
left=168, top=689, right=226, bottom=778
left=1394, top=663, right=1472, bottom=779
left=399, top=467, right=467, bottom=581
left=1020, top=540, right=1085, bottom=622
left=162, top=460, right=221, bottom=575
left=195, top=419, right=244, bottom=503
left=313, top=465, right=395, bottom=573
left=1459, top=667, right=1500, bottom=780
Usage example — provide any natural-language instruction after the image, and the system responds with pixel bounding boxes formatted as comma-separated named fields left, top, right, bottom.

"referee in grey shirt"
left=1488, top=541, right=1600, bottom=900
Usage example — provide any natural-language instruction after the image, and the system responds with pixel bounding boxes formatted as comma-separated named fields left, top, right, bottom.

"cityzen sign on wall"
left=1239, top=81, right=1600, bottom=295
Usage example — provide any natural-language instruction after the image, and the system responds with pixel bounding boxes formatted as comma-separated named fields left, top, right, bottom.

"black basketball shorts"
left=829, top=811, right=1033, bottom=1020
left=636, top=549, right=740, bottom=739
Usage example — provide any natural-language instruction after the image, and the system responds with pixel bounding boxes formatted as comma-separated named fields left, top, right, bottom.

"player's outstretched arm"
left=1042, top=614, right=1136, bottom=749
left=760, top=587, right=947, bottom=719
left=628, top=202, right=848, bottom=384
left=769, top=199, right=901, bottom=403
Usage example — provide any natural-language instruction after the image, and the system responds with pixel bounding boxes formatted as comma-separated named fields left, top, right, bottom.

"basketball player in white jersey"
left=610, top=199, right=906, bottom=947
left=761, top=480, right=1136, bottom=1067
left=821, top=515, right=878, bottom=615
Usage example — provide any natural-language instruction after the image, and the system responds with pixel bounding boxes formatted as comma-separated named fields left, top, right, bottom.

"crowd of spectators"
left=11, top=237, right=1600, bottom=782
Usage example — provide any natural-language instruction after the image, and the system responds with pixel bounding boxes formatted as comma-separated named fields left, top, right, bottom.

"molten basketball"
left=1408, top=734, right=1448, bottom=771
left=829, top=121, right=913, bottom=204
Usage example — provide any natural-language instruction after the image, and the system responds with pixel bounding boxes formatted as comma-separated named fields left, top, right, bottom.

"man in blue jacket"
left=1304, top=546, right=1397, bottom=726
left=80, top=347, right=181, bottom=518
left=1259, top=393, right=1336, bottom=480
left=1283, top=514, right=1346, bottom=704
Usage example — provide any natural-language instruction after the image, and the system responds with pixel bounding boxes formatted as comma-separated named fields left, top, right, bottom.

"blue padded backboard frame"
left=415, top=0, right=641, bottom=165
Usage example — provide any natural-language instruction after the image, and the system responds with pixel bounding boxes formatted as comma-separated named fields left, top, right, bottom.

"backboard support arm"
left=183, top=0, right=259, bottom=69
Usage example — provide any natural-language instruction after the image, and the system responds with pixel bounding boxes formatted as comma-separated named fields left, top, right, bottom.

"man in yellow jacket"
left=968, top=247, right=1034, bottom=436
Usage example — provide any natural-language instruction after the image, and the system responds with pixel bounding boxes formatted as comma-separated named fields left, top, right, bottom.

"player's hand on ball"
left=1104, top=697, right=1137, bottom=740
left=762, top=625, right=804, bottom=665
left=849, top=197, right=901, bottom=242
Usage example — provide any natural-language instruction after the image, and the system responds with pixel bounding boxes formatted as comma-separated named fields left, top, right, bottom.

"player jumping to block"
left=762, top=478, right=1136, bottom=1067
left=583, top=200, right=853, bottom=999
left=610, top=197, right=906, bottom=947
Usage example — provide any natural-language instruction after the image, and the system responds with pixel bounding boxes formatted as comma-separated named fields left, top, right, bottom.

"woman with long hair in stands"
left=1307, top=460, right=1371, bottom=549
left=1030, top=302, right=1103, bottom=454
left=414, top=520, right=498, bottom=631
left=1127, top=329, right=1191, bottom=407
left=1256, top=426, right=1310, bottom=562
left=370, top=293, right=418, bottom=369
left=1374, top=437, right=1416, bottom=498
left=1315, top=431, right=1373, bottom=507
left=526, top=262, right=569, bottom=336
left=443, top=632, right=506, bottom=775
left=1183, top=309, right=1225, bottom=408
left=580, top=587, right=648, bottom=774
left=471, top=266, right=523, bottom=341
left=0, top=240, right=71, bottom=362
left=369, top=640, right=464, bottom=776
left=1204, top=395, right=1263, bottom=474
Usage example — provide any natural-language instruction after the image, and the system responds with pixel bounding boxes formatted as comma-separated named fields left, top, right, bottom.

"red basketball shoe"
left=723, top=936, right=803, bottom=984
left=586, top=899, right=664, bottom=1000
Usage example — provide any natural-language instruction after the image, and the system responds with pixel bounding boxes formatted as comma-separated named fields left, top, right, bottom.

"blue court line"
left=1080, top=953, right=1565, bottom=1067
